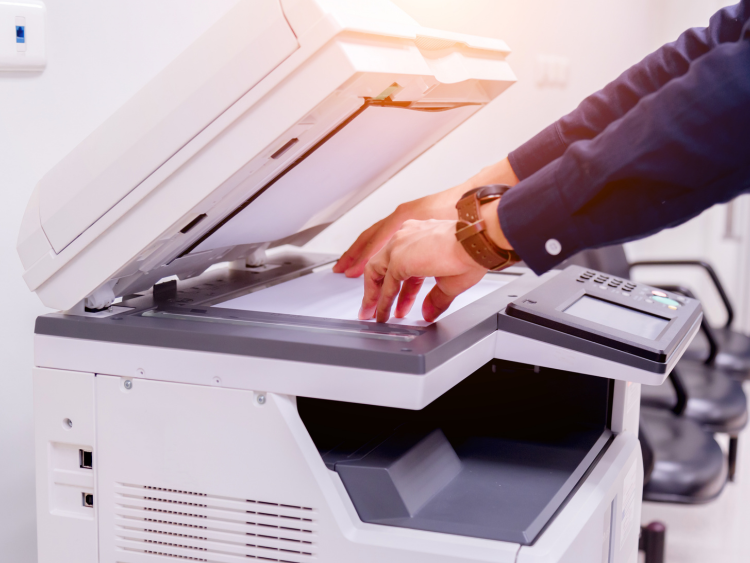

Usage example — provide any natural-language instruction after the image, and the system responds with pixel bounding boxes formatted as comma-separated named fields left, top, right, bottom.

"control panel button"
left=651, top=290, right=667, bottom=298
left=652, top=295, right=681, bottom=307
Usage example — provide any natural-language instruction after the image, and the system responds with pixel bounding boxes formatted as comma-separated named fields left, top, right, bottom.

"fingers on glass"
left=359, top=263, right=384, bottom=320
left=376, top=272, right=402, bottom=323
left=422, top=285, right=455, bottom=322
left=395, top=277, right=425, bottom=318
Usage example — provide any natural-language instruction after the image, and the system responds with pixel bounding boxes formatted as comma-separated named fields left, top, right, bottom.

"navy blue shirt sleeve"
left=499, top=34, right=750, bottom=275
left=507, top=1, right=750, bottom=181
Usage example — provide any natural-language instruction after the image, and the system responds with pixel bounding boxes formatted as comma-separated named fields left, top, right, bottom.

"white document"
left=216, top=268, right=512, bottom=326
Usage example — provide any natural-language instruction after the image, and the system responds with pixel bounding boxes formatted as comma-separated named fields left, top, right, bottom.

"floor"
left=640, top=383, right=750, bottom=563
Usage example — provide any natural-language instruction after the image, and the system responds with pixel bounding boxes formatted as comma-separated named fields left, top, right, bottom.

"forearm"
left=397, top=157, right=519, bottom=221
left=500, top=39, right=750, bottom=275
left=479, top=199, right=513, bottom=251
left=509, top=0, right=749, bottom=180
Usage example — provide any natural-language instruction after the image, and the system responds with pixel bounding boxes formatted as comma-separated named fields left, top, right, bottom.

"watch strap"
left=456, top=184, right=511, bottom=224
left=455, top=184, right=520, bottom=271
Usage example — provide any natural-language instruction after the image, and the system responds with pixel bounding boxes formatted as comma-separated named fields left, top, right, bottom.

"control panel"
left=505, top=265, right=702, bottom=363
left=574, top=270, right=688, bottom=310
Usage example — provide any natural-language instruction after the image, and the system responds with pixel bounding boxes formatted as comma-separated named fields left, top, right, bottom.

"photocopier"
left=17, top=1, right=703, bottom=562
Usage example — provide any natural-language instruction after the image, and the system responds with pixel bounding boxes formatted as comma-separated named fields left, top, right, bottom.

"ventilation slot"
left=141, top=550, right=207, bottom=561
left=114, top=483, right=316, bottom=563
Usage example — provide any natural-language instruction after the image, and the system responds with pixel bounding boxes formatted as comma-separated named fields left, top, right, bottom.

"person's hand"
left=358, top=219, right=488, bottom=323
left=333, top=157, right=519, bottom=278
left=333, top=189, right=464, bottom=278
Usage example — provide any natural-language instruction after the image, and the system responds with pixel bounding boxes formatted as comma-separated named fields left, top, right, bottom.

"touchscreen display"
left=564, top=295, right=669, bottom=340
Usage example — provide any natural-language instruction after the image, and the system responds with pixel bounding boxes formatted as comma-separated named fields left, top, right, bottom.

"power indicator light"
left=16, top=26, right=25, bottom=44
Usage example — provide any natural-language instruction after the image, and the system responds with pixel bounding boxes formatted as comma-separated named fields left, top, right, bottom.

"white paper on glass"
left=216, top=268, right=511, bottom=326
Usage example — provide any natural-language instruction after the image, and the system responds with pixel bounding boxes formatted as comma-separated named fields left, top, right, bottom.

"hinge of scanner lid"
left=84, top=280, right=117, bottom=311
left=63, top=280, right=120, bottom=315
left=230, top=244, right=275, bottom=272
left=243, top=244, right=269, bottom=267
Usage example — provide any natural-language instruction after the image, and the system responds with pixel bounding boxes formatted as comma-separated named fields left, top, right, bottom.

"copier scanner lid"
left=17, top=0, right=515, bottom=311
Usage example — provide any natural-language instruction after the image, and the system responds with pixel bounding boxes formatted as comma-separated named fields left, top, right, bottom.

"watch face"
left=476, top=184, right=512, bottom=200
left=478, top=193, right=503, bottom=204
left=461, top=186, right=484, bottom=199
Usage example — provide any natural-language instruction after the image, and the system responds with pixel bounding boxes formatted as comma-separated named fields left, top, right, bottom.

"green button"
left=652, top=295, right=680, bottom=307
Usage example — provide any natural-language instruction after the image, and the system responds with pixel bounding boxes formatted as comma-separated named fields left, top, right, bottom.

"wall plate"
left=0, top=0, right=46, bottom=71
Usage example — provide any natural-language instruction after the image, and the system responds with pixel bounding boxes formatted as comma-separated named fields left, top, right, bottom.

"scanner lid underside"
left=17, top=0, right=515, bottom=311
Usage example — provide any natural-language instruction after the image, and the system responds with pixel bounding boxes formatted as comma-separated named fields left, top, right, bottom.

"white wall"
left=0, top=0, right=740, bottom=560
left=0, top=2, right=242, bottom=560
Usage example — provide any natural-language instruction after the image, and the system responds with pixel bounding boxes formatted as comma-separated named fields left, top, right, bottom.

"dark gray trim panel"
left=35, top=265, right=522, bottom=375
left=498, top=312, right=692, bottom=374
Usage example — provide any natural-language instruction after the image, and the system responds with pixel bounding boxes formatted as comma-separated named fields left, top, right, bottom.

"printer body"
left=18, top=2, right=702, bottom=563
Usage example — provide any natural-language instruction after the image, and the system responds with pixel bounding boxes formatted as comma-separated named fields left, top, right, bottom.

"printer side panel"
left=611, top=380, right=641, bottom=435
left=33, top=368, right=98, bottom=563
left=93, top=375, right=329, bottom=562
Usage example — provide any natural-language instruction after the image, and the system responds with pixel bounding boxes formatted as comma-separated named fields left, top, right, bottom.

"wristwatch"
left=455, top=184, right=520, bottom=271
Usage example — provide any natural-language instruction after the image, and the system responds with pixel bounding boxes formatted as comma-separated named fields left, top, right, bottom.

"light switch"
left=535, top=54, right=570, bottom=89
left=0, top=0, right=46, bottom=71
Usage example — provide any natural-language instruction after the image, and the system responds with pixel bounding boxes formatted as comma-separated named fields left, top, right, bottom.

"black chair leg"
left=729, top=435, right=739, bottom=482
left=640, top=522, right=666, bottom=563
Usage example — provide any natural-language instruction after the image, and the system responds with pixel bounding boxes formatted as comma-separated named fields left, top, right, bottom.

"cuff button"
left=545, top=238, right=562, bottom=256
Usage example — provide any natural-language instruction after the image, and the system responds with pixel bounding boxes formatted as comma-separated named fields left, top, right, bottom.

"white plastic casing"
left=17, top=0, right=515, bottom=312
left=33, top=365, right=642, bottom=563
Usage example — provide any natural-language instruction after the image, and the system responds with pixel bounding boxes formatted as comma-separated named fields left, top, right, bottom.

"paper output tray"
left=298, top=361, right=613, bottom=545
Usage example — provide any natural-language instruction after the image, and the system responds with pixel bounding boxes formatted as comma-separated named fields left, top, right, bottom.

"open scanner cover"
left=17, top=0, right=515, bottom=311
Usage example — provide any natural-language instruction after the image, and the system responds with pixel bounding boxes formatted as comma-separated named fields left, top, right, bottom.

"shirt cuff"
left=507, top=122, right=568, bottom=181
left=498, top=161, right=585, bottom=275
